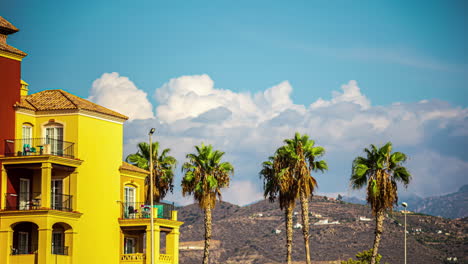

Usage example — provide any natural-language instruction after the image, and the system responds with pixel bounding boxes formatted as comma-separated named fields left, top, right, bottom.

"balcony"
left=119, top=253, right=173, bottom=264
left=120, top=202, right=174, bottom=220
left=4, top=192, right=73, bottom=211
left=121, top=253, right=146, bottom=262
left=52, top=246, right=69, bottom=255
left=4, top=138, right=75, bottom=159
left=159, top=254, right=173, bottom=263
left=11, top=245, right=38, bottom=255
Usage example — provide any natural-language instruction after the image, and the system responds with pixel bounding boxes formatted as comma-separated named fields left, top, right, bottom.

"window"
left=51, top=179, right=63, bottom=210
left=44, top=123, right=63, bottom=155
left=124, top=186, right=136, bottom=205
left=124, top=237, right=136, bottom=254
left=22, top=124, right=32, bottom=146
left=18, top=232, right=29, bottom=254
left=124, top=186, right=136, bottom=218
left=19, top=178, right=30, bottom=210
left=52, top=231, right=64, bottom=254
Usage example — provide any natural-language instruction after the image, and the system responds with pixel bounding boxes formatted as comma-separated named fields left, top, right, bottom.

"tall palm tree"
left=278, top=132, right=328, bottom=264
left=259, top=156, right=296, bottom=264
left=126, top=142, right=177, bottom=203
left=350, top=142, right=411, bottom=264
left=181, top=144, right=234, bottom=264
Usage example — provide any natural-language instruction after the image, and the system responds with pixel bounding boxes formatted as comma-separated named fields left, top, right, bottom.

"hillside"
left=343, top=185, right=468, bottom=219
left=177, top=196, right=467, bottom=264
left=412, top=185, right=468, bottom=219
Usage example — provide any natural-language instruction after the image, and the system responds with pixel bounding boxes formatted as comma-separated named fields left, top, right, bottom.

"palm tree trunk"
left=299, top=190, right=311, bottom=264
left=371, top=210, right=385, bottom=264
left=285, top=203, right=294, bottom=264
left=203, top=207, right=212, bottom=264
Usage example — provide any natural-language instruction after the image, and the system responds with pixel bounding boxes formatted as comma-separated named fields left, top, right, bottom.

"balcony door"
left=19, top=178, right=30, bottom=210
left=52, top=231, right=64, bottom=254
left=124, top=186, right=136, bottom=217
left=124, top=237, right=136, bottom=254
left=45, top=125, right=63, bottom=155
left=22, top=124, right=32, bottom=146
left=51, top=179, right=63, bottom=210
left=18, top=231, right=29, bottom=254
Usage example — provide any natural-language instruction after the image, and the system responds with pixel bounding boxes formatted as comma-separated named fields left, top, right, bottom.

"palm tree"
left=181, top=144, right=234, bottom=264
left=350, top=142, right=411, bottom=264
left=126, top=142, right=177, bottom=203
left=259, top=156, right=296, bottom=264
left=278, top=132, right=328, bottom=264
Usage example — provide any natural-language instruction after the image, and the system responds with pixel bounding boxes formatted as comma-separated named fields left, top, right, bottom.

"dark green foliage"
left=341, top=249, right=384, bottom=264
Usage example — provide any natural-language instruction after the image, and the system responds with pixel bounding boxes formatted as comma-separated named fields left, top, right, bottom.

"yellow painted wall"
left=120, top=172, right=146, bottom=203
left=15, top=113, right=79, bottom=144
left=9, top=109, right=182, bottom=264
left=74, top=114, right=123, bottom=263
left=12, top=111, right=125, bottom=263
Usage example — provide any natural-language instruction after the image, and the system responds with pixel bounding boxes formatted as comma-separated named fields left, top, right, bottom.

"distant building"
left=293, top=223, right=302, bottom=229
left=359, top=216, right=372, bottom=221
left=313, top=219, right=340, bottom=225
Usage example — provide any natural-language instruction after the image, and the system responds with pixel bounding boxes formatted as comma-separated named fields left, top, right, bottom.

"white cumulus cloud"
left=310, top=80, right=371, bottom=109
left=89, top=72, right=154, bottom=120
left=118, top=74, right=468, bottom=205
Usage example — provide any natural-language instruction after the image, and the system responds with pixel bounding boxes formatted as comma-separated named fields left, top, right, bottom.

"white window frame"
left=124, top=237, right=137, bottom=254
left=51, top=179, right=63, bottom=209
left=43, top=123, right=64, bottom=155
left=22, top=124, right=33, bottom=147
left=19, top=178, right=30, bottom=210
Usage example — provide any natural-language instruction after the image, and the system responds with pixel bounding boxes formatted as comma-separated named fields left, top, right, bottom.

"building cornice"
left=0, top=155, right=83, bottom=167
left=119, top=218, right=184, bottom=228
left=0, top=209, right=83, bottom=219
left=0, top=49, right=25, bottom=61
left=15, top=108, right=126, bottom=124
left=120, top=169, right=148, bottom=179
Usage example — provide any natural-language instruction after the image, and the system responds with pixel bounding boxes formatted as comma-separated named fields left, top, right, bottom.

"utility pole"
left=402, top=202, right=408, bottom=264
left=149, top=128, right=155, bottom=264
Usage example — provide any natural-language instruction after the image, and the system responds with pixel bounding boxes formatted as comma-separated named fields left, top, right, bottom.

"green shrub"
left=341, top=249, right=386, bottom=264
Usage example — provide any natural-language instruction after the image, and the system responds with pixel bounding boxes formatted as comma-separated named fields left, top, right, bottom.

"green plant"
left=350, top=142, right=411, bottom=264
left=341, top=249, right=384, bottom=264
left=181, top=143, right=234, bottom=264
left=126, top=141, right=176, bottom=203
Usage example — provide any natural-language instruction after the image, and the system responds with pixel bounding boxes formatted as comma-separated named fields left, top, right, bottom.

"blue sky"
left=3, top=1, right=468, bottom=205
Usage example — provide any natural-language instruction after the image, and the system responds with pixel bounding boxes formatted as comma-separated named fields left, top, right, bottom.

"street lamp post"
left=149, top=128, right=155, bottom=264
left=402, top=202, right=408, bottom=264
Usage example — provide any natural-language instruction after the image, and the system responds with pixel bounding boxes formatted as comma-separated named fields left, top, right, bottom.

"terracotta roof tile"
left=0, top=17, right=27, bottom=57
left=120, top=162, right=149, bottom=174
left=0, top=41, right=27, bottom=56
left=15, top=89, right=128, bottom=120
left=0, top=16, right=19, bottom=34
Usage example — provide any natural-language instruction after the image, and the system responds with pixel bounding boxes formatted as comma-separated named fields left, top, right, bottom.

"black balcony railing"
left=52, top=245, right=69, bottom=255
left=120, top=202, right=174, bottom=220
left=4, top=193, right=73, bottom=211
left=11, top=244, right=38, bottom=255
left=5, top=192, right=42, bottom=210
left=4, top=138, right=75, bottom=158
left=51, top=193, right=73, bottom=211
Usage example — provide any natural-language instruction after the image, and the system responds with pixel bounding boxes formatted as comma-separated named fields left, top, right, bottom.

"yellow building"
left=0, top=16, right=182, bottom=264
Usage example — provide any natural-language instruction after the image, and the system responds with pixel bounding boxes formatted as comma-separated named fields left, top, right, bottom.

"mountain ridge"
left=177, top=195, right=467, bottom=264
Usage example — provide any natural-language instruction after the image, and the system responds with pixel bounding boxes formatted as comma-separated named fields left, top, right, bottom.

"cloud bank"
left=88, top=72, right=154, bottom=120
left=92, top=73, right=468, bottom=205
